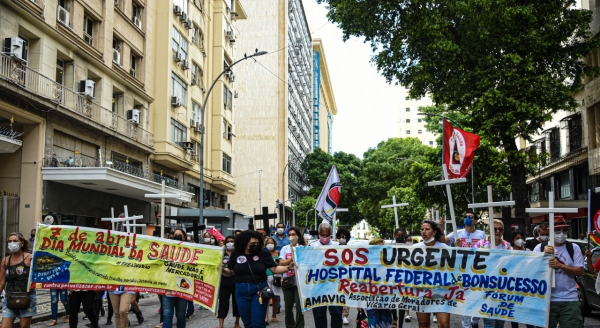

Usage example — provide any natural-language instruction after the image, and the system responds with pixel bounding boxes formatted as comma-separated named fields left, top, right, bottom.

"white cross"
left=101, top=205, right=145, bottom=233
left=468, top=185, right=515, bottom=249
left=227, top=222, right=239, bottom=233
left=526, top=191, right=577, bottom=287
left=428, top=165, right=467, bottom=242
left=145, top=180, right=186, bottom=238
left=381, top=195, right=409, bottom=229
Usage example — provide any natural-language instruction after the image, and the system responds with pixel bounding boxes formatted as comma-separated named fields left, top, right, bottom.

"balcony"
left=0, top=53, right=154, bottom=149
left=42, top=157, right=194, bottom=202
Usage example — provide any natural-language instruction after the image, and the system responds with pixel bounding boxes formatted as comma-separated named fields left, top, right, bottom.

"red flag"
left=209, top=227, right=225, bottom=241
left=443, top=119, right=480, bottom=179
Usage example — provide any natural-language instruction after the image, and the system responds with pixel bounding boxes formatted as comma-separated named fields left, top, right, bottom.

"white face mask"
left=210, top=238, right=215, bottom=244
left=424, top=236, right=435, bottom=244
left=226, top=242, right=234, bottom=250
left=289, top=236, right=298, bottom=244
left=204, top=238, right=211, bottom=243
left=539, top=235, right=549, bottom=242
left=266, top=244, right=275, bottom=251
left=555, top=233, right=567, bottom=244
left=277, top=228, right=285, bottom=235
left=339, top=238, right=347, bottom=245
left=7, top=242, right=20, bottom=253
left=514, top=239, right=525, bottom=247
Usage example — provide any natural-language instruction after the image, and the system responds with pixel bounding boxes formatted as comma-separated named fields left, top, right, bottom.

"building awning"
left=530, top=208, right=588, bottom=224
left=0, top=133, right=22, bottom=153
left=42, top=167, right=193, bottom=203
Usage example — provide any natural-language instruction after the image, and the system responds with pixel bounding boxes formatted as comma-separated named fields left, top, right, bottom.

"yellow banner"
left=30, top=224, right=223, bottom=311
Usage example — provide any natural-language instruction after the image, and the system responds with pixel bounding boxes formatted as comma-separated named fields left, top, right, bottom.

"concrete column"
left=19, top=123, right=44, bottom=231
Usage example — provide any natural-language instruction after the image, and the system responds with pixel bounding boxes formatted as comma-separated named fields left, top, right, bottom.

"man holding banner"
left=533, top=217, right=584, bottom=328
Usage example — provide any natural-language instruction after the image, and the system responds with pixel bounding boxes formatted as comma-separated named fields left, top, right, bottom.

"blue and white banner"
left=293, top=245, right=551, bottom=327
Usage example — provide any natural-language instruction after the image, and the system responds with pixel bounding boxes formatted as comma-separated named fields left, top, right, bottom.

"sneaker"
left=432, top=314, right=437, bottom=323
left=343, top=317, right=349, bottom=325
left=405, top=314, right=412, bottom=322
left=136, top=312, right=144, bottom=324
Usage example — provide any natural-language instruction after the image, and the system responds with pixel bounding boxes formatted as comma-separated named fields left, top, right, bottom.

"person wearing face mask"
left=202, top=232, right=212, bottom=245
left=335, top=228, right=352, bottom=325
left=309, top=222, right=343, bottom=328
left=0, top=232, right=36, bottom=328
left=534, top=216, right=584, bottom=328
left=272, top=223, right=290, bottom=252
left=264, top=237, right=282, bottom=324
left=217, top=236, right=241, bottom=328
left=222, top=230, right=292, bottom=328
left=525, top=223, right=549, bottom=251
left=511, top=230, right=528, bottom=251
left=415, top=221, right=451, bottom=328
left=162, top=229, right=190, bottom=328
left=279, top=227, right=306, bottom=328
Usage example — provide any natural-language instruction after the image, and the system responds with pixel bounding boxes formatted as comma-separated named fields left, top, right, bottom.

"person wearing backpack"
left=533, top=216, right=584, bottom=328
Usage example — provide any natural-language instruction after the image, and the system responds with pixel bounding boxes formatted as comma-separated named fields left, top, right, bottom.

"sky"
left=301, top=0, right=402, bottom=158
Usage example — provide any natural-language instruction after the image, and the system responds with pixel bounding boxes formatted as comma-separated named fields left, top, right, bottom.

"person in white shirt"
left=533, top=217, right=583, bottom=328
left=310, top=222, right=342, bottom=328
left=279, top=227, right=305, bottom=328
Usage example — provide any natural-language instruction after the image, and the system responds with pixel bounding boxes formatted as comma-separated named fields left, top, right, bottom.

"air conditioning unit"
left=182, top=141, right=193, bottom=150
left=181, top=60, right=190, bottom=70
left=112, top=49, right=121, bottom=64
left=191, top=36, right=197, bottom=44
left=190, top=119, right=195, bottom=127
left=201, top=87, right=206, bottom=93
left=180, top=12, right=187, bottom=22
left=221, top=195, right=228, bottom=202
left=133, top=16, right=142, bottom=29
left=230, top=74, right=235, bottom=82
left=126, top=109, right=140, bottom=124
left=3, top=37, right=26, bottom=62
left=225, top=30, right=233, bottom=40
left=191, top=74, right=197, bottom=86
left=230, top=12, right=238, bottom=20
left=114, top=0, right=119, bottom=7
left=202, top=50, right=206, bottom=57
left=185, top=19, right=193, bottom=29
left=229, top=37, right=236, bottom=44
left=173, top=5, right=182, bottom=15
left=194, top=122, right=201, bottom=132
left=173, top=52, right=182, bottom=62
left=234, top=91, right=238, bottom=98
left=57, top=5, right=70, bottom=27
left=78, top=79, right=95, bottom=99
left=171, top=96, right=181, bottom=107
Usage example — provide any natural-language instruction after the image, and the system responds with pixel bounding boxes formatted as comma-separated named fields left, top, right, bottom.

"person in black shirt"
left=217, top=236, right=240, bottom=328
left=525, top=223, right=549, bottom=251
left=222, top=230, right=292, bottom=328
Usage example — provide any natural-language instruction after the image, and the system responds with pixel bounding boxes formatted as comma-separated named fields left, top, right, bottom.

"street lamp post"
left=281, top=154, right=303, bottom=226
left=306, top=208, right=315, bottom=230
left=199, top=50, right=268, bottom=228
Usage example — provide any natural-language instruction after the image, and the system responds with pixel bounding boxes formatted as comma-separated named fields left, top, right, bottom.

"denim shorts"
left=2, top=292, right=37, bottom=318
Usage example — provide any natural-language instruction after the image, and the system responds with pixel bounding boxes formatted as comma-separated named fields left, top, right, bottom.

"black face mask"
left=31, top=235, right=35, bottom=238
left=172, top=235, right=183, bottom=241
left=249, top=245, right=261, bottom=255
left=395, top=236, right=406, bottom=244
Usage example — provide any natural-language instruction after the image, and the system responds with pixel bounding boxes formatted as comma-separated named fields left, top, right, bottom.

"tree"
left=317, top=0, right=600, bottom=219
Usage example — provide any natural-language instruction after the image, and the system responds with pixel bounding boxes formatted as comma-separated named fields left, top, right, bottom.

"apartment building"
left=230, top=0, right=312, bottom=227
left=312, top=38, right=337, bottom=154
left=398, top=89, right=438, bottom=147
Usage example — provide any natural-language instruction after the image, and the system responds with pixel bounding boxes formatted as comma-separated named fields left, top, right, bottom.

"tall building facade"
left=398, top=88, right=438, bottom=147
left=0, top=0, right=249, bottom=237
left=312, top=39, right=337, bottom=154
left=230, top=0, right=312, bottom=225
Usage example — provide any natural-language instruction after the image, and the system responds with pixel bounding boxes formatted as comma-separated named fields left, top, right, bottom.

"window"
left=171, top=72, right=187, bottom=106
left=559, top=172, right=571, bottom=199
left=429, top=141, right=434, bottom=146
left=405, top=96, right=409, bottom=100
left=112, top=93, right=117, bottom=112
left=406, top=130, right=411, bottom=135
left=417, top=97, right=421, bottom=100
left=130, top=54, right=138, bottom=78
left=405, top=119, right=410, bottom=123
left=192, top=63, right=203, bottom=88
left=83, top=14, right=94, bottom=46
left=174, top=0, right=188, bottom=13
left=172, top=28, right=188, bottom=60
left=192, top=25, right=204, bottom=51
left=170, top=119, right=187, bottom=147
left=418, top=130, right=422, bottom=134
left=192, top=101, right=201, bottom=122
left=55, top=59, right=65, bottom=85
left=223, top=85, right=232, bottom=109
left=132, top=2, right=142, bottom=21
left=418, top=118, right=422, bottom=123
left=405, top=108, right=410, bottom=112
left=222, top=153, right=232, bottom=174
left=223, top=121, right=232, bottom=141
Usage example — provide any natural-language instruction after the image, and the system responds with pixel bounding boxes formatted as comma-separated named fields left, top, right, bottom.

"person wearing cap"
left=533, top=216, right=584, bottom=328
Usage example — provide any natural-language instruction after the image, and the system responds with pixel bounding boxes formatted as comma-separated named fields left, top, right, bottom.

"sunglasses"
left=555, top=229, right=569, bottom=234
left=494, top=228, right=504, bottom=232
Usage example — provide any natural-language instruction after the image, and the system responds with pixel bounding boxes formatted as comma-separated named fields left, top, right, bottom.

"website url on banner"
left=115, top=261, right=151, bottom=269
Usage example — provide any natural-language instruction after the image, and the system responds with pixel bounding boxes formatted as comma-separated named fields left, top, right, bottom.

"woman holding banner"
left=415, top=221, right=450, bottom=328
left=279, top=227, right=305, bottom=328
left=162, top=228, right=190, bottom=328
left=222, top=230, right=293, bottom=328
left=217, top=235, right=241, bottom=328
left=0, top=232, right=36, bottom=328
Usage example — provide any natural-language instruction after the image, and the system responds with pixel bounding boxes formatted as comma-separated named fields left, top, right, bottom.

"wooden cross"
left=101, top=206, right=144, bottom=233
left=526, top=191, right=577, bottom=287
left=428, top=165, right=467, bottom=242
left=468, top=185, right=515, bottom=249
left=187, top=221, right=207, bottom=243
left=381, top=195, right=409, bottom=229
left=254, top=207, right=277, bottom=232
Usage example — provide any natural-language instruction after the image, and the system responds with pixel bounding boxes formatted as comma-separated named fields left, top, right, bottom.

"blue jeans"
left=162, top=296, right=188, bottom=328
left=312, top=305, right=343, bottom=328
left=235, top=282, right=269, bottom=328
left=50, top=290, right=70, bottom=320
left=483, top=318, right=505, bottom=328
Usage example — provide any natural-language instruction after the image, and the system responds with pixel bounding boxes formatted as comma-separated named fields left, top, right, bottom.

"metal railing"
left=0, top=53, right=154, bottom=148
left=42, top=157, right=195, bottom=193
